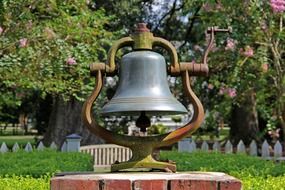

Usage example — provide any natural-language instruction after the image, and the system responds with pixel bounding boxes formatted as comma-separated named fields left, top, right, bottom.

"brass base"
left=111, top=155, right=176, bottom=172
left=111, top=143, right=176, bottom=172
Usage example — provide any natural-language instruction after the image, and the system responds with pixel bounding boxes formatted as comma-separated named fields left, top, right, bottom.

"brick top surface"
left=53, top=172, right=238, bottom=182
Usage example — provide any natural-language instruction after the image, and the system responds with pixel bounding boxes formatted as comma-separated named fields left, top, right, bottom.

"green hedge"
left=0, top=149, right=93, bottom=177
left=160, top=151, right=285, bottom=190
left=2, top=150, right=285, bottom=190
left=0, top=136, right=37, bottom=149
left=0, top=175, right=50, bottom=190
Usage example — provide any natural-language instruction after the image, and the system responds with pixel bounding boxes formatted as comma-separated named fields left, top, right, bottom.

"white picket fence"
left=78, top=139, right=285, bottom=170
left=80, top=144, right=132, bottom=170
left=178, top=138, right=285, bottom=161
left=2, top=138, right=284, bottom=171
left=0, top=141, right=58, bottom=153
left=0, top=141, right=132, bottom=170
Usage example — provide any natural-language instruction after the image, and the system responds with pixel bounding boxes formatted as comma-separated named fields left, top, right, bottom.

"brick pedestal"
left=51, top=172, right=242, bottom=190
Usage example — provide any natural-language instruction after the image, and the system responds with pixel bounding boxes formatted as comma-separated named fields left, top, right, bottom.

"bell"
left=101, top=50, right=187, bottom=116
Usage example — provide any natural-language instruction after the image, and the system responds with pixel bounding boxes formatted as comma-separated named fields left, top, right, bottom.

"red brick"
left=50, top=178, right=60, bottom=190
left=103, top=179, right=131, bottom=190
left=51, top=178, right=99, bottom=190
left=134, top=179, right=167, bottom=190
left=169, top=179, right=191, bottom=190
left=190, top=180, right=217, bottom=190
left=219, top=180, right=242, bottom=190
left=170, top=179, right=217, bottom=190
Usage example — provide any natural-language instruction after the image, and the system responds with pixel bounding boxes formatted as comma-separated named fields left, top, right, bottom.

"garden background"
left=0, top=0, right=284, bottom=189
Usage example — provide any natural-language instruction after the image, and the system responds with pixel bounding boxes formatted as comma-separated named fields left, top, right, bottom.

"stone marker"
left=66, top=134, right=81, bottom=152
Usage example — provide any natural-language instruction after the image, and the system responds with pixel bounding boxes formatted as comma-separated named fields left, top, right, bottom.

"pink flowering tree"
left=194, top=0, right=285, bottom=143
left=263, top=0, right=285, bottom=140
left=0, top=0, right=115, bottom=144
left=270, top=0, right=285, bottom=12
left=158, top=0, right=284, bottom=143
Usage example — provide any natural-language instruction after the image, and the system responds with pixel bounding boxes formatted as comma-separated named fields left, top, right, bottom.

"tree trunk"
left=43, top=96, right=103, bottom=148
left=230, top=91, right=259, bottom=145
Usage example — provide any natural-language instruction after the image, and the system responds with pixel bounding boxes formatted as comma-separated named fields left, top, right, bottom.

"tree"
left=0, top=0, right=114, bottom=145
left=199, top=0, right=285, bottom=143
left=1, top=0, right=284, bottom=146
left=122, top=0, right=285, bottom=143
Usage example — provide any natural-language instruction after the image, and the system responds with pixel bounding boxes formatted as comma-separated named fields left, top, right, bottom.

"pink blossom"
left=225, top=38, right=236, bottom=51
left=215, top=2, right=223, bottom=10
left=262, top=63, right=269, bottom=72
left=219, top=87, right=237, bottom=98
left=66, top=57, right=77, bottom=65
left=19, top=38, right=28, bottom=47
left=268, top=128, right=280, bottom=139
left=227, top=88, right=237, bottom=98
left=208, top=83, right=214, bottom=90
left=202, top=3, right=212, bottom=12
left=203, top=2, right=223, bottom=12
left=0, top=27, right=3, bottom=35
left=270, top=0, right=285, bottom=13
left=193, top=44, right=203, bottom=52
left=241, top=46, right=254, bottom=57
left=219, top=87, right=226, bottom=95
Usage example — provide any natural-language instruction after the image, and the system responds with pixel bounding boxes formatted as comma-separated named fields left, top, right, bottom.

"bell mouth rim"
left=100, top=110, right=188, bottom=117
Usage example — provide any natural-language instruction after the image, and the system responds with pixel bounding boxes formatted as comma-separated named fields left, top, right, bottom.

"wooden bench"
left=80, top=144, right=132, bottom=171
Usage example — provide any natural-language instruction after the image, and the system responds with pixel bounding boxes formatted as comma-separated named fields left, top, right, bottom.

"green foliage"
left=160, top=151, right=285, bottom=190
left=0, top=149, right=93, bottom=177
left=171, top=115, right=182, bottom=123
left=0, top=135, right=38, bottom=148
left=161, top=151, right=275, bottom=175
left=0, top=175, right=50, bottom=190
left=148, top=124, right=168, bottom=135
left=0, top=149, right=93, bottom=189
left=0, top=0, right=284, bottom=140
left=0, top=0, right=113, bottom=93
left=242, top=175, right=285, bottom=190
left=0, top=0, right=116, bottom=119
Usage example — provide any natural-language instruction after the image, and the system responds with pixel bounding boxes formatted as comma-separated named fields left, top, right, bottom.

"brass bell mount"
left=82, top=23, right=231, bottom=172
left=90, top=24, right=232, bottom=77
